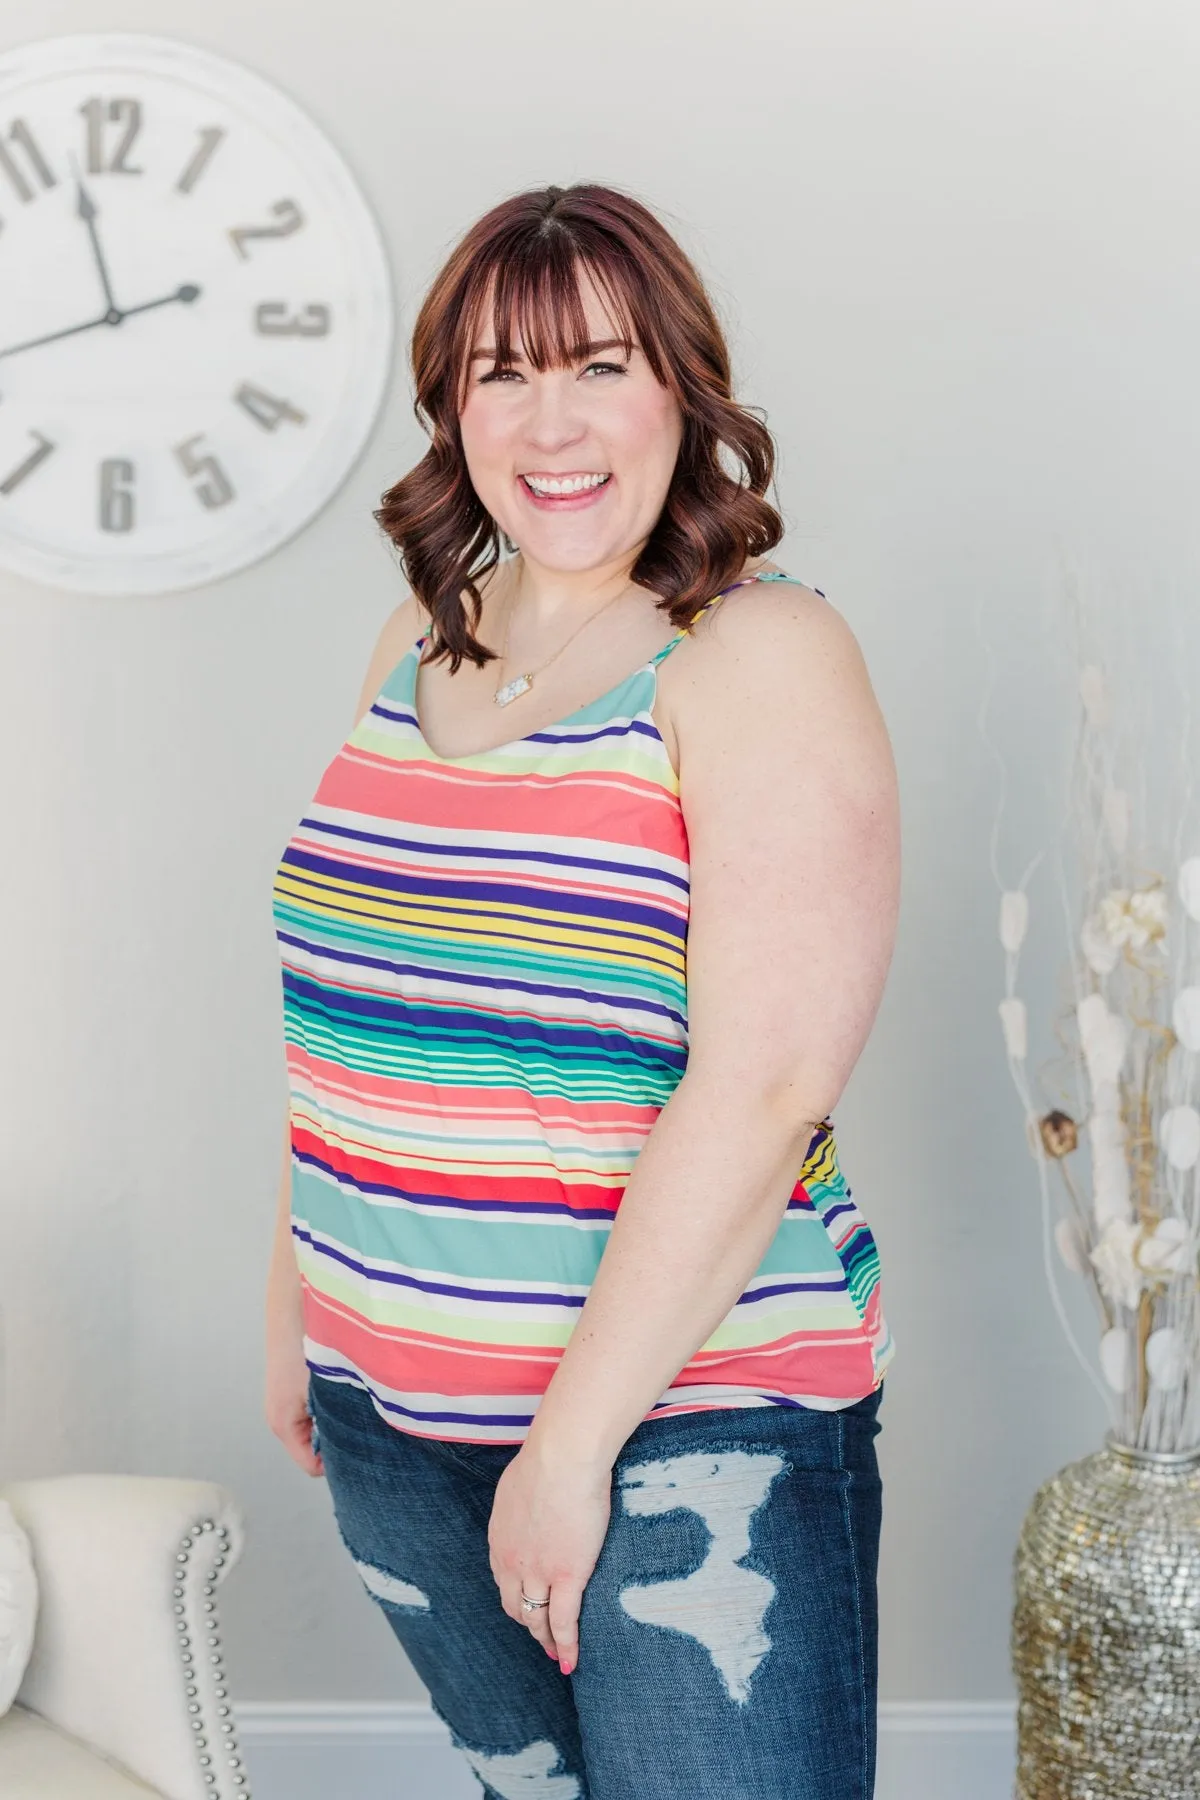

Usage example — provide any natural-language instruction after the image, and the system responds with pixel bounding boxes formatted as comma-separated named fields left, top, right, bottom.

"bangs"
left=455, top=240, right=669, bottom=402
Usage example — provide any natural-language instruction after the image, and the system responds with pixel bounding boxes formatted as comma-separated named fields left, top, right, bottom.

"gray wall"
left=4, top=0, right=1198, bottom=1706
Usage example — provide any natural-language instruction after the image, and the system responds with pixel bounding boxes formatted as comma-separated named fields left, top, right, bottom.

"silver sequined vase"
left=1011, top=1434, right=1200, bottom=1799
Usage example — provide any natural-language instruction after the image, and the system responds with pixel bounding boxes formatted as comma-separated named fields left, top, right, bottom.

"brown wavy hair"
left=374, top=182, right=783, bottom=670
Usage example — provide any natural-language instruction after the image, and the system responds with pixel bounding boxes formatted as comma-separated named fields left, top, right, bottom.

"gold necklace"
left=492, top=580, right=633, bottom=708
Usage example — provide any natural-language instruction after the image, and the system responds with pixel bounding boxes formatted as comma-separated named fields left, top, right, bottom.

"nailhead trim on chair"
left=171, top=1518, right=250, bottom=1795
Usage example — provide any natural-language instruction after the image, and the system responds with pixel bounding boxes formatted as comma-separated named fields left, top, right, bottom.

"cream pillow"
left=0, top=1500, right=37, bottom=1715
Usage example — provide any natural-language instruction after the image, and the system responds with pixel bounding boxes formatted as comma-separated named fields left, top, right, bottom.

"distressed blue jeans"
left=308, top=1372, right=885, bottom=1800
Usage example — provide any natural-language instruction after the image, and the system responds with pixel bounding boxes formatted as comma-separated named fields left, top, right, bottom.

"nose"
left=522, top=368, right=587, bottom=454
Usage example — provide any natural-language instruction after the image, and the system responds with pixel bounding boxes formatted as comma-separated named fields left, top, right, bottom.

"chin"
left=511, top=525, right=629, bottom=573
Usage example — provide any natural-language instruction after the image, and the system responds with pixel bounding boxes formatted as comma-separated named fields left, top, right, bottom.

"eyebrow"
left=467, top=338, right=633, bottom=363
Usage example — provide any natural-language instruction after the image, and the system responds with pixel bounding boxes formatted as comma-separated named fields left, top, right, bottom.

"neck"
left=502, top=548, right=642, bottom=635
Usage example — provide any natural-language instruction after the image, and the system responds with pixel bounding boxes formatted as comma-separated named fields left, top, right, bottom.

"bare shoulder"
left=669, top=571, right=894, bottom=800
left=679, top=571, right=878, bottom=720
left=350, top=590, right=428, bottom=731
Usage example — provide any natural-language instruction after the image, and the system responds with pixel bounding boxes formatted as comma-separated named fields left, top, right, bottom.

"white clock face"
left=0, top=33, right=394, bottom=594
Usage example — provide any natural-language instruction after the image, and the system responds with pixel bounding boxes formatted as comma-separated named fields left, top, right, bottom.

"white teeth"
left=523, top=473, right=610, bottom=495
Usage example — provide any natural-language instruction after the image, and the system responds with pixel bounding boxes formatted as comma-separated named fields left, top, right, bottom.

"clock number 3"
left=255, top=303, right=330, bottom=337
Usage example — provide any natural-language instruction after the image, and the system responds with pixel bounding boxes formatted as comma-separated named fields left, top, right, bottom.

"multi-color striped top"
left=272, top=567, right=894, bottom=1444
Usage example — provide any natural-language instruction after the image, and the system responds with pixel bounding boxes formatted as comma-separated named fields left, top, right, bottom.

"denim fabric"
left=308, top=1373, right=885, bottom=1800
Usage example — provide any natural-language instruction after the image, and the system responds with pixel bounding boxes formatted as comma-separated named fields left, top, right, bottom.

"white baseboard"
left=235, top=1699, right=1017, bottom=1800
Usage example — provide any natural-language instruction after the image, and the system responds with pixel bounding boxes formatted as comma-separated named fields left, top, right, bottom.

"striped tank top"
left=272, top=567, right=894, bottom=1443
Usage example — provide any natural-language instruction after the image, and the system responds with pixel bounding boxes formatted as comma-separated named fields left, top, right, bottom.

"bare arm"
left=526, top=583, right=901, bottom=1467
left=486, top=583, right=900, bottom=1673
left=264, top=592, right=424, bottom=1474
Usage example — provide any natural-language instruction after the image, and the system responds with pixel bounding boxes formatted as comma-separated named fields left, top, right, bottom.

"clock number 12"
left=81, top=98, right=143, bottom=175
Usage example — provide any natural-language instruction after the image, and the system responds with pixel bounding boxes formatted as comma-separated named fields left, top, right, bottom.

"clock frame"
left=0, top=33, right=394, bottom=595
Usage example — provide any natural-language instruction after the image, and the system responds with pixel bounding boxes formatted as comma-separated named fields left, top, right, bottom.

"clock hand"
left=120, top=283, right=202, bottom=321
left=0, top=285, right=201, bottom=362
left=0, top=310, right=109, bottom=360
left=73, top=169, right=121, bottom=322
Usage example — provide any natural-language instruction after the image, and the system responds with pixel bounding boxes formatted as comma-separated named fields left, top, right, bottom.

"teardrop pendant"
left=494, top=673, right=534, bottom=707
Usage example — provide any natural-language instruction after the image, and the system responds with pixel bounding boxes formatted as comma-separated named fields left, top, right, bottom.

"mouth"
left=518, top=471, right=612, bottom=511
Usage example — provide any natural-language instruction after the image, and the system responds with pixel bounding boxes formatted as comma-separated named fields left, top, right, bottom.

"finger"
left=286, top=1413, right=324, bottom=1477
left=548, top=1585, right=583, bottom=1675
left=493, top=1566, right=529, bottom=1625
left=521, top=1595, right=558, bottom=1660
left=497, top=1571, right=558, bottom=1658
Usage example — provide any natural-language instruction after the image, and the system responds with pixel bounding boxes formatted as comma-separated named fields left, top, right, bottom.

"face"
left=457, top=265, right=684, bottom=578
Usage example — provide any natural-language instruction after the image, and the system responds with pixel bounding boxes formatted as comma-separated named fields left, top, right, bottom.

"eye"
left=477, top=366, right=522, bottom=384
left=582, top=360, right=628, bottom=377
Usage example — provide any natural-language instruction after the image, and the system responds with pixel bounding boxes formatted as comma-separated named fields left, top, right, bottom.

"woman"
left=267, top=182, right=900, bottom=1800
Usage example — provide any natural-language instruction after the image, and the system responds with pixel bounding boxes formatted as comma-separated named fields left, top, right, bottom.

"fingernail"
left=560, top=1659, right=574, bottom=1676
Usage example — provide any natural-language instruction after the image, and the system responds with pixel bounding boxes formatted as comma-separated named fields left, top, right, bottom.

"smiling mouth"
left=520, top=472, right=611, bottom=497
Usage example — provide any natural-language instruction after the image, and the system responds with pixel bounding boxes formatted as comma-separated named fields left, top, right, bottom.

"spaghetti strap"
left=650, top=567, right=817, bottom=667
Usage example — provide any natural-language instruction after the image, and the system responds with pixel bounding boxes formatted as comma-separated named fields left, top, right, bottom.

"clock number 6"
left=175, top=435, right=235, bottom=510
left=99, top=460, right=134, bottom=532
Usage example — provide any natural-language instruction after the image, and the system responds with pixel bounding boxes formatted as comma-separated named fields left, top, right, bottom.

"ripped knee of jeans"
left=616, top=1448, right=786, bottom=1706
left=352, top=1556, right=432, bottom=1612
left=457, top=1735, right=583, bottom=1799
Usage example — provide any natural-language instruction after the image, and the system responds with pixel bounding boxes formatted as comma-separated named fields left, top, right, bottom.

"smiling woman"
left=268, top=181, right=900, bottom=1800
left=374, top=183, right=779, bottom=669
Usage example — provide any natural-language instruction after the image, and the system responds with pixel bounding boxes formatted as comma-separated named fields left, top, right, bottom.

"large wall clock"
left=0, top=33, right=394, bottom=594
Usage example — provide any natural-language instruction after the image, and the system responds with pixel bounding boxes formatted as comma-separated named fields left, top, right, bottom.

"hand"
left=487, top=1438, right=612, bottom=1675
left=265, top=1330, right=324, bottom=1478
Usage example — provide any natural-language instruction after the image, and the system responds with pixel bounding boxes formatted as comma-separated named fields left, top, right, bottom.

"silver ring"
left=521, top=1591, right=550, bottom=1612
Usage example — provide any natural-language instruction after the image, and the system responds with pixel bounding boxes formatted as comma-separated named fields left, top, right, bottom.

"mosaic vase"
left=1011, top=1434, right=1200, bottom=1799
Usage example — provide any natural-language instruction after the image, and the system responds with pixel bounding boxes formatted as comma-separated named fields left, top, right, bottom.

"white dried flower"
left=1089, top=1218, right=1144, bottom=1311
left=998, top=996, right=1027, bottom=1060
left=1126, top=885, right=1167, bottom=945
left=999, top=890, right=1029, bottom=954
left=1099, top=1325, right=1131, bottom=1392
left=1077, top=993, right=1129, bottom=1088
left=1054, top=1215, right=1089, bottom=1275
left=1097, top=885, right=1167, bottom=951
left=1088, top=1108, right=1132, bottom=1226
left=1136, top=1216, right=1192, bottom=1281
left=1145, top=1326, right=1186, bottom=1391
left=1081, top=911, right=1120, bottom=974
left=1172, top=987, right=1200, bottom=1053
left=1160, top=1105, right=1200, bottom=1171
left=1179, top=856, right=1200, bottom=922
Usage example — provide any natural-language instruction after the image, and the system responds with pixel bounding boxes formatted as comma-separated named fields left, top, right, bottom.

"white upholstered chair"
left=0, top=1475, right=250, bottom=1799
